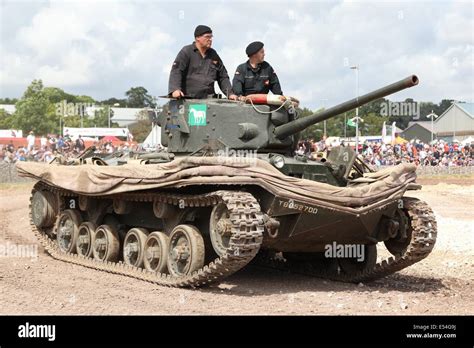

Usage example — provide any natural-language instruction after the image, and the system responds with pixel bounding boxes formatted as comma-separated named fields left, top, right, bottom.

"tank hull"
left=19, top=157, right=437, bottom=287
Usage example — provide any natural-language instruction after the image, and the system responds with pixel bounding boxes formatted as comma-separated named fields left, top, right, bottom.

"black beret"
left=246, top=41, right=264, bottom=57
left=194, top=25, right=212, bottom=37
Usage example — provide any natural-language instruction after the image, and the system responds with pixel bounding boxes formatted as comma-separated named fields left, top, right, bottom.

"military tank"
left=18, top=74, right=437, bottom=287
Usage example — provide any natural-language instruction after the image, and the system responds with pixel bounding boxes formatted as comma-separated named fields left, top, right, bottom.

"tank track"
left=29, top=182, right=264, bottom=287
left=253, top=197, right=437, bottom=283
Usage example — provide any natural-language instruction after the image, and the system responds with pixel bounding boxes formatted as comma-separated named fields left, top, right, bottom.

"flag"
left=391, top=121, right=397, bottom=144
left=347, top=118, right=356, bottom=127
left=382, top=121, right=387, bottom=144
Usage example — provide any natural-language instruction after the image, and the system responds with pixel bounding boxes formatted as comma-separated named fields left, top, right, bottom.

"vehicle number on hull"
left=278, top=199, right=318, bottom=214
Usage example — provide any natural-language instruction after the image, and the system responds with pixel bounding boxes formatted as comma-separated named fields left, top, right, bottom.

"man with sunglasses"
left=168, top=25, right=237, bottom=100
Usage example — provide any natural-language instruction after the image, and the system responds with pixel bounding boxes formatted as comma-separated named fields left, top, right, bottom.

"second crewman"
left=232, top=41, right=282, bottom=97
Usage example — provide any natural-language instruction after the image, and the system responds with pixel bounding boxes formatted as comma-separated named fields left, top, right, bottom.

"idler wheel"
left=384, top=208, right=413, bottom=256
left=31, top=190, right=58, bottom=228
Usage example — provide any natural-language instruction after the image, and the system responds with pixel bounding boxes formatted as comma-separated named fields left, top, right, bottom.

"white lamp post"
left=321, top=98, right=328, bottom=137
left=350, top=65, right=360, bottom=154
left=108, top=103, right=120, bottom=128
left=451, top=100, right=457, bottom=142
left=426, top=110, right=438, bottom=143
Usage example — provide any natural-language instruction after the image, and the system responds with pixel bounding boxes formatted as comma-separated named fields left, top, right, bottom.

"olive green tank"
left=19, top=75, right=437, bottom=287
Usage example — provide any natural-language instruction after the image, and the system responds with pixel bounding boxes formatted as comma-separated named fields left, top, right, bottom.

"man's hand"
left=228, top=94, right=238, bottom=101
left=171, top=90, right=184, bottom=98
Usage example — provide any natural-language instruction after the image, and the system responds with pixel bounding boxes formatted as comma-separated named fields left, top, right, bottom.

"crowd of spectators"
left=3, top=131, right=473, bottom=167
left=0, top=131, right=133, bottom=163
left=359, top=139, right=473, bottom=167
left=296, top=137, right=474, bottom=167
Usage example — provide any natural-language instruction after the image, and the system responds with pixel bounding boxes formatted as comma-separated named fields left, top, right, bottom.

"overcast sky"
left=0, top=0, right=472, bottom=109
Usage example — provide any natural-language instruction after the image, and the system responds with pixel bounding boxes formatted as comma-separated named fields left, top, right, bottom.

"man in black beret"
left=168, top=25, right=237, bottom=100
left=232, top=41, right=282, bottom=98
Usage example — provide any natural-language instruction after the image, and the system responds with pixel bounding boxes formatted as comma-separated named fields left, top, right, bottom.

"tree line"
left=298, top=98, right=455, bottom=140
left=0, top=80, right=156, bottom=138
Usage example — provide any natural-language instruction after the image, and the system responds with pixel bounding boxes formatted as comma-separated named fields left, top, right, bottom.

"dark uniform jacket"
left=232, top=61, right=282, bottom=96
left=168, top=42, right=233, bottom=99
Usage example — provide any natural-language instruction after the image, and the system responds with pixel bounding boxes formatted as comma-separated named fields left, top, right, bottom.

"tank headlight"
left=272, top=155, right=285, bottom=169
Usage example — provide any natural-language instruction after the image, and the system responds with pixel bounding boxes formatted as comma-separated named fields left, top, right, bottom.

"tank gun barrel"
left=274, top=75, right=419, bottom=139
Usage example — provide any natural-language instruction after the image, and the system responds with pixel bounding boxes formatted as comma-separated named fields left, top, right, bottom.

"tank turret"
left=157, top=75, right=419, bottom=155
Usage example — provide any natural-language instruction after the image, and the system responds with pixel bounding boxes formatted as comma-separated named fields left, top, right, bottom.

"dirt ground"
left=0, top=180, right=472, bottom=315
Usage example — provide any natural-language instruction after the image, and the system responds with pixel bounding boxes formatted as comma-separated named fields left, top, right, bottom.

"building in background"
left=402, top=102, right=474, bottom=142
left=434, top=102, right=474, bottom=142
left=401, top=121, right=433, bottom=144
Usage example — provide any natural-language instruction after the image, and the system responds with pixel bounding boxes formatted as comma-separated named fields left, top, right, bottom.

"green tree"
left=437, top=99, right=455, bottom=115
left=75, top=95, right=95, bottom=103
left=0, top=109, right=14, bottom=129
left=100, top=97, right=126, bottom=106
left=62, top=106, right=119, bottom=128
left=386, top=98, right=412, bottom=130
left=326, top=113, right=354, bottom=137
left=43, top=87, right=76, bottom=104
left=12, top=80, right=59, bottom=135
left=419, top=101, right=439, bottom=119
left=91, top=106, right=119, bottom=128
left=128, top=111, right=152, bottom=143
left=9, top=80, right=103, bottom=134
left=361, top=112, right=389, bottom=136
left=42, top=87, right=96, bottom=105
left=125, top=87, right=155, bottom=108
left=359, top=97, right=387, bottom=116
left=0, top=98, right=19, bottom=104
left=298, top=107, right=322, bottom=140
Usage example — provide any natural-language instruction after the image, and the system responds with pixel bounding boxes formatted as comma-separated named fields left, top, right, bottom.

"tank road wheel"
left=384, top=208, right=413, bottom=256
left=92, top=225, right=120, bottom=262
left=209, top=203, right=233, bottom=257
left=143, top=232, right=169, bottom=273
left=338, top=244, right=377, bottom=275
left=56, top=209, right=82, bottom=253
left=31, top=190, right=58, bottom=228
left=167, top=225, right=205, bottom=277
left=76, top=222, right=96, bottom=258
left=123, top=228, right=148, bottom=268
